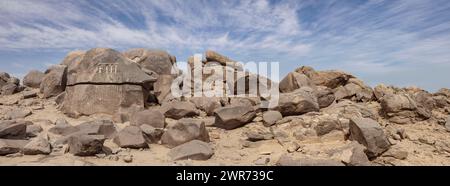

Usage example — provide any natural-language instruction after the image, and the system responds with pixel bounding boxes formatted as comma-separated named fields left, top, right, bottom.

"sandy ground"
left=1, top=94, right=450, bottom=166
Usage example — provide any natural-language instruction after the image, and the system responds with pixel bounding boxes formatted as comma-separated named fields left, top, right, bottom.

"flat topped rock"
left=67, top=48, right=156, bottom=85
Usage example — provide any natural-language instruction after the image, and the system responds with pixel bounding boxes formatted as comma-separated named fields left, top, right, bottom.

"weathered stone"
left=113, top=126, right=148, bottom=149
left=0, top=120, right=27, bottom=139
left=23, top=134, right=51, bottom=155
left=382, top=147, right=408, bottom=160
left=161, top=101, right=199, bottom=119
left=279, top=72, right=315, bottom=93
left=254, top=156, right=270, bottom=165
left=373, top=84, right=395, bottom=100
left=1, top=84, right=18, bottom=95
left=167, top=140, right=214, bottom=161
left=189, top=97, right=223, bottom=116
left=296, top=66, right=353, bottom=89
left=229, top=97, right=260, bottom=107
left=40, top=65, right=67, bottom=98
left=205, top=50, right=242, bottom=70
left=123, top=48, right=177, bottom=76
left=316, top=86, right=335, bottom=108
left=139, top=124, right=164, bottom=143
left=276, top=154, right=345, bottom=166
left=380, top=93, right=430, bottom=124
left=23, top=70, right=45, bottom=88
left=22, top=90, right=38, bottom=99
left=333, top=142, right=371, bottom=166
left=214, top=105, right=256, bottom=130
left=262, top=111, right=282, bottom=127
left=274, top=87, right=319, bottom=116
left=245, top=126, right=274, bottom=142
left=130, top=109, right=165, bottom=128
left=323, top=100, right=378, bottom=120
left=26, top=124, right=43, bottom=137
left=48, top=119, right=79, bottom=136
left=153, top=75, right=174, bottom=103
left=314, top=119, right=341, bottom=136
left=68, top=134, right=106, bottom=156
left=76, top=120, right=117, bottom=139
left=62, top=48, right=156, bottom=117
left=349, top=117, right=391, bottom=158
left=161, top=118, right=210, bottom=148
left=0, top=139, right=28, bottom=155
left=334, top=78, right=373, bottom=102
left=445, top=116, right=450, bottom=132
left=6, top=108, right=31, bottom=120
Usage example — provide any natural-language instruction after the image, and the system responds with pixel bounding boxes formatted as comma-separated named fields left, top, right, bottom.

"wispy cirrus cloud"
left=0, top=0, right=449, bottom=91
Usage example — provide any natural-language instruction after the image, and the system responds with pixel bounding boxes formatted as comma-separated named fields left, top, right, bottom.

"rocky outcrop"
left=61, top=48, right=157, bottom=117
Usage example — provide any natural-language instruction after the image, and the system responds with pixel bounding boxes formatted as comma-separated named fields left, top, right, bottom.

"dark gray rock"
left=349, top=117, right=391, bottom=158
left=214, top=105, right=256, bottom=130
left=113, top=126, right=148, bottom=149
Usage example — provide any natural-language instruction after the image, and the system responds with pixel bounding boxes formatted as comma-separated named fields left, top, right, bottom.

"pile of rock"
left=2, top=47, right=449, bottom=166
left=0, top=72, right=23, bottom=96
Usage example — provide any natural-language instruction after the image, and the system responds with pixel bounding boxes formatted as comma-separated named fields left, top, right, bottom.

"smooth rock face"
left=349, top=118, right=391, bottom=158
left=23, top=134, right=51, bottom=155
left=62, top=48, right=156, bottom=117
left=274, top=88, right=319, bottom=116
left=0, top=121, right=27, bottom=139
left=168, top=140, right=214, bottom=161
left=262, top=111, right=282, bottom=127
left=68, top=134, right=106, bottom=156
left=23, top=70, right=45, bottom=88
left=49, top=119, right=79, bottom=136
left=161, top=101, right=199, bottom=119
left=214, top=105, right=256, bottom=130
left=63, top=84, right=147, bottom=117
left=0, top=139, right=29, bottom=155
left=130, top=110, right=165, bottom=128
left=40, top=65, right=67, bottom=98
left=161, top=118, right=210, bottom=148
left=113, top=126, right=148, bottom=149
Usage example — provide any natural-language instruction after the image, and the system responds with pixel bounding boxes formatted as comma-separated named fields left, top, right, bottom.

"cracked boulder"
left=61, top=48, right=157, bottom=117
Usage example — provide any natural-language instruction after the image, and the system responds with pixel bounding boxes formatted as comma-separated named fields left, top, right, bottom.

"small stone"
left=123, top=155, right=133, bottom=163
left=382, top=148, right=408, bottom=160
left=254, top=156, right=270, bottom=165
left=95, top=153, right=106, bottom=159
left=286, top=142, right=300, bottom=153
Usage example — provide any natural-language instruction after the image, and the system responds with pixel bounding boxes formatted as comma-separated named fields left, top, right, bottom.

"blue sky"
left=1, top=0, right=450, bottom=92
